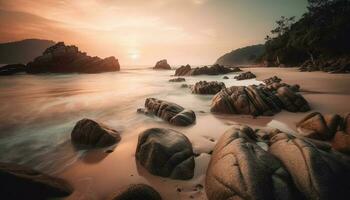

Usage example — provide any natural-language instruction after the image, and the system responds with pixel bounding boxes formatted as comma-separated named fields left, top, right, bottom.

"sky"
left=0, top=0, right=308, bottom=65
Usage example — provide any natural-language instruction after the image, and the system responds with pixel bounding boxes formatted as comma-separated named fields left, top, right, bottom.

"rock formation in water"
left=0, top=162, right=73, bottom=199
left=136, top=128, right=195, bottom=180
left=205, top=125, right=350, bottom=200
left=109, top=184, right=162, bottom=200
left=234, top=71, right=257, bottom=80
left=71, top=118, right=121, bottom=147
left=26, top=42, right=120, bottom=73
left=138, top=98, right=196, bottom=126
left=211, top=81, right=310, bottom=116
left=169, top=77, right=185, bottom=82
left=153, top=59, right=171, bottom=70
left=0, top=64, right=26, bottom=75
left=296, top=112, right=350, bottom=154
left=174, top=64, right=238, bottom=76
left=191, top=81, right=225, bottom=95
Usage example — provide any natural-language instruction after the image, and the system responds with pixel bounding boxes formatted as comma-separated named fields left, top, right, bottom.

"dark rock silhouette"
left=139, top=98, right=196, bottom=126
left=191, top=81, right=225, bottom=94
left=206, top=126, right=301, bottom=200
left=26, top=42, right=120, bottom=73
left=0, top=39, right=55, bottom=64
left=175, top=64, right=236, bottom=76
left=0, top=64, right=26, bottom=75
left=109, top=184, right=162, bottom=200
left=71, top=118, right=121, bottom=147
left=169, top=77, right=185, bottom=82
left=234, top=71, right=256, bottom=80
left=136, top=128, right=195, bottom=180
left=0, top=162, right=73, bottom=199
left=153, top=59, right=171, bottom=70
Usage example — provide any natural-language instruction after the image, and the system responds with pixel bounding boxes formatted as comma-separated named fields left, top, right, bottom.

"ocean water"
left=0, top=68, right=262, bottom=174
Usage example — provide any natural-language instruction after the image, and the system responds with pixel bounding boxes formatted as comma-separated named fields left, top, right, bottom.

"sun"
left=129, top=52, right=140, bottom=61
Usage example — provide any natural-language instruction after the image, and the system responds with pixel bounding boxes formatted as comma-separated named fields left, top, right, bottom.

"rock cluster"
left=153, top=59, right=171, bottom=70
left=0, top=64, right=26, bottom=75
left=191, top=81, right=225, bottom=95
left=135, top=128, right=195, bottom=180
left=175, top=64, right=235, bottom=76
left=71, top=118, right=121, bottom=147
left=211, top=84, right=310, bottom=116
left=263, top=76, right=300, bottom=92
left=109, top=184, right=162, bottom=200
left=297, top=112, right=350, bottom=154
left=169, top=77, right=185, bottom=82
left=205, top=125, right=350, bottom=200
left=139, top=98, right=196, bottom=126
left=26, top=42, right=120, bottom=73
left=234, top=71, right=256, bottom=80
left=0, top=162, right=73, bottom=199
left=299, top=57, right=350, bottom=73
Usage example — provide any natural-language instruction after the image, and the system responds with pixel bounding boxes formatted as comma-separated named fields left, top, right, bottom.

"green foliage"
left=264, top=0, right=350, bottom=66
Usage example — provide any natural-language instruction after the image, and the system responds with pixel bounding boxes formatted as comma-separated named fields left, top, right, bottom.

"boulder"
left=296, top=112, right=342, bottom=140
left=275, top=86, right=310, bottom=112
left=206, top=126, right=301, bottom=200
left=269, top=133, right=350, bottom=199
left=141, top=98, right=196, bottom=126
left=169, top=77, right=185, bottom=82
left=263, top=76, right=300, bottom=92
left=234, top=71, right=256, bottom=80
left=332, top=131, right=350, bottom=154
left=135, top=128, right=195, bottom=180
left=174, top=64, right=234, bottom=76
left=153, top=59, right=171, bottom=70
left=0, top=162, right=73, bottom=199
left=71, top=118, right=121, bottom=147
left=0, top=64, right=26, bottom=75
left=191, top=81, right=225, bottom=95
left=109, top=184, right=162, bottom=200
left=26, top=42, right=120, bottom=74
left=222, top=76, right=229, bottom=79
left=263, top=76, right=282, bottom=85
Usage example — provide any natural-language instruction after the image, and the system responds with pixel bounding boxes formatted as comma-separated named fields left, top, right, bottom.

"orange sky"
left=0, top=0, right=307, bottom=65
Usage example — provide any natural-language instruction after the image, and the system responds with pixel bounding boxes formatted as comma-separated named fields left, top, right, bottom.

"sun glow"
left=128, top=52, right=140, bottom=61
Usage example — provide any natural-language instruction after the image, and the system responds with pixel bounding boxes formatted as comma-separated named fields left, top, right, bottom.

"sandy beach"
left=55, top=67, right=350, bottom=200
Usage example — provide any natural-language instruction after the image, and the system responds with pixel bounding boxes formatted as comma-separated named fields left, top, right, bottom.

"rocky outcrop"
left=299, top=57, right=350, bottom=73
left=234, top=71, right=256, bottom=80
left=210, top=84, right=309, bottom=116
left=169, top=77, right=185, bottom=82
left=0, top=162, right=73, bottom=199
left=263, top=76, right=300, bottom=92
left=191, top=81, right=225, bottom=95
left=222, top=76, right=229, bottom=79
left=109, top=184, right=162, bottom=200
left=26, top=42, right=120, bottom=74
left=139, top=98, right=196, bottom=126
left=296, top=112, right=342, bottom=140
left=0, top=64, right=26, bottom=75
left=332, top=132, right=350, bottom=154
left=205, top=126, right=301, bottom=200
left=153, top=59, right=171, bottom=70
left=136, top=128, right=195, bottom=180
left=269, top=132, right=350, bottom=199
left=174, top=64, right=235, bottom=76
left=71, top=118, right=121, bottom=147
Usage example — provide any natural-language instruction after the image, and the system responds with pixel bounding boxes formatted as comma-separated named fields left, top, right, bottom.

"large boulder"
left=140, top=98, right=196, bottom=126
left=296, top=112, right=343, bottom=140
left=269, top=133, right=350, bottom=199
left=0, top=64, right=26, bottom=75
left=71, top=118, right=121, bottom=147
left=234, top=71, right=256, bottom=80
left=263, top=76, right=300, bottom=92
left=0, top=162, right=73, bottom=199
left=153, top=59, right=171, bottom=70
left=174, top=64, right=234, bottom=76
left=275, top=86, right=310, bottom=112
left=191, top=81, right=225, bottom=94
left=205, top=126, right=301, bottom=200
left=109, top=184, right=162, bottom=200
left=135, top=128, right=195, bottom=180
left=26, top=42, right=120, bottom=73
left=332, top=132, right=350, bottom=154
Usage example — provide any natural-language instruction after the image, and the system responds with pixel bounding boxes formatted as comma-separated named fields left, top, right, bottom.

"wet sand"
left=59, top=67, right=350, bottom=200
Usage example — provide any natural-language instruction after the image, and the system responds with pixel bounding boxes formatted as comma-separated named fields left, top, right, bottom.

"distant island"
left=0, top=39, right=55, bottom=64
left=215, top=44, right=265, bottom=67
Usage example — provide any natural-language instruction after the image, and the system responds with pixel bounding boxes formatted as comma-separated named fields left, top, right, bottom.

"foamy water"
left=0, top=68, right=264, bottom=199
